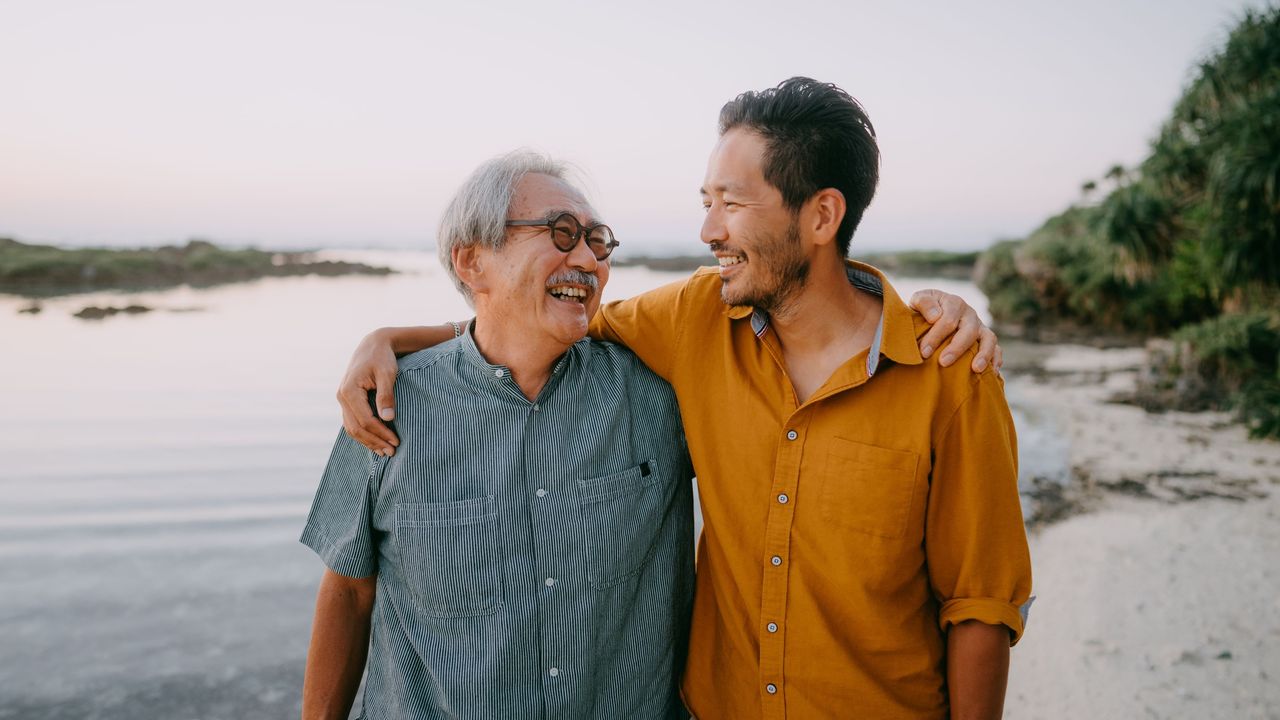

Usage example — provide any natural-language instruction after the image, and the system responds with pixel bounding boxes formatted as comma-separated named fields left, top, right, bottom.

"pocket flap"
left=396, top=496, right=496, bottom=527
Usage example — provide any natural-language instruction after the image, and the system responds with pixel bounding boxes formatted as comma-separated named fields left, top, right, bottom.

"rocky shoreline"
left=0, top=238, right=393, bottom=297
left=1005, top=340, right=1278, bottom=525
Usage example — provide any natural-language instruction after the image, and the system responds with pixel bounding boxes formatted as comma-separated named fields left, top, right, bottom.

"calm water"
left=0, top=251, right=1046, bottom=718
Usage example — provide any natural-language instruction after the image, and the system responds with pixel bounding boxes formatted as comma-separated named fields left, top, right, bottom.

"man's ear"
left=805, top=188, right=847, bottom=250
left=452, top=245, right=489, bottom=296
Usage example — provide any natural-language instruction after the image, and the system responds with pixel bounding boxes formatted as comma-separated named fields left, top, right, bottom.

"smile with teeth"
left=548, top=285, right=589, bottom=303
left=718, top=256, right=745, bottom=267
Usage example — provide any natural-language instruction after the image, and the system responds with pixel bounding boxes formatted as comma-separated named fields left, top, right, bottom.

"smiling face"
left=700, top=128, right=810, bottom=311
left=473, top=172, right=609, bottom=349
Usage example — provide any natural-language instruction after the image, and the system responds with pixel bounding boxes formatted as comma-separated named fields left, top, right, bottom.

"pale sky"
left=0, top=0, right=1261, bottom=254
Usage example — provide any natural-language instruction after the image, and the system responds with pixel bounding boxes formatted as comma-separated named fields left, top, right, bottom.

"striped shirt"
left=301, top=327, right=695, bottom=719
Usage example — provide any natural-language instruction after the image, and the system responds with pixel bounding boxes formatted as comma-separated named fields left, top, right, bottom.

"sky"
left=0, top=0, right=1264, bottom=255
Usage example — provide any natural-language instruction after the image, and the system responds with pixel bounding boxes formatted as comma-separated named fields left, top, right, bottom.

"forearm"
left=947, top=620, right=1011, bottom=720
left=302, top=571, right=376, bottom=720
left=374, top=324, right=459, bottom=356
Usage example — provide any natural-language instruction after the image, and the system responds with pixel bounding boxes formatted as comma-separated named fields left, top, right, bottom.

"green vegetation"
left=975, top=8, right=1280, bottom=437
left=852, top=250, right=980, bottom=280
left=0, top=238, right=392, bottom=296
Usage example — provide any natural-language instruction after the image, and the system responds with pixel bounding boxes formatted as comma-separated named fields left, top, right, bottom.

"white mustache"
left=546, top=270, right=598, bottom=291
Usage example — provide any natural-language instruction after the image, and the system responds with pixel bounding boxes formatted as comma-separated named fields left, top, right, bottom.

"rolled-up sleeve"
left=300, top=429, right=385, bottom=579
left=926, top=372, right=1033, bottom=645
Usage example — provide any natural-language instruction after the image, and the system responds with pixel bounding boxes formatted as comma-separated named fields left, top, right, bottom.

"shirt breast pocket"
left=394, top=497, right=504, bottom=618
left=820, top=438, right=921, bottom=539
left=577, top=459, right=666, bottom=590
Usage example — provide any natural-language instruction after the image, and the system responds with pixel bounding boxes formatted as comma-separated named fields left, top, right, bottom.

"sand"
left=1001, top=344, right=1280, bottom=719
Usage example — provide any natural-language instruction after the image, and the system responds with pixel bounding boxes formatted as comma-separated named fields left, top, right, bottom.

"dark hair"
left=718, top=77, right=879, bottom=257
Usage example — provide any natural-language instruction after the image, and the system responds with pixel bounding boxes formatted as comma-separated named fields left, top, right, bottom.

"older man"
left=300, top=153, right=694, bottom=719
left=339, top=78, right=1031, bottom=719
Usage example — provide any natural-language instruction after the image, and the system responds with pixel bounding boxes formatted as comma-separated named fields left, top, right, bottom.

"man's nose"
left=700, top=206, right=725, bottom=246
left=565, top=233, right=599, bottom=272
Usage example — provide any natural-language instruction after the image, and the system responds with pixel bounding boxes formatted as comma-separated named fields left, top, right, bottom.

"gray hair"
left=437, top=150, right=570, bottom=301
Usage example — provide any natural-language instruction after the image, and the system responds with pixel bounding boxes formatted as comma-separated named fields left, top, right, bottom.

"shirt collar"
left=457, top=320, right=579, bottom=397
left=725, top=260, right=924, bottom=372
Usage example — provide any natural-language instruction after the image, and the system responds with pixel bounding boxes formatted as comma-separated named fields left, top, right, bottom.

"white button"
left=766, top=683, right=777, bottom=694
left=535, top=488, right=547, bottom=498
left=544, top=577, right=556, bottom=587
left=770, top=555, right=782, bottom=566
left=777, top=493, right=789, bottom=504
left=767, top=622, right=778, bottom=633
left=533, top=403, right=540, bottom=412
left=549, top=667, right=560, bottom=678
left=494, top=369, right=505, bottom=378
left=786, top=430, right=798, bottom=440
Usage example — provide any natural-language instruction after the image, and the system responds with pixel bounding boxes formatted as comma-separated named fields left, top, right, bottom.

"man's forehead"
left=702, top=128, right=768, bottom=194
left=513, top=173, right=598, bottom=221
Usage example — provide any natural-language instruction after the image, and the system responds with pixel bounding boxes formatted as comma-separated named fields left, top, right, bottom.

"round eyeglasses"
left=504, top=213, right=619, bottom=261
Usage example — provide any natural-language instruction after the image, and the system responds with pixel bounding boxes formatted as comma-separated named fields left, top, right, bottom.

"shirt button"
left=770, top=555, right=782, bottom=566
left=786, top=430, right=798, bottom=440
left=766, top=683, right=778, bottom=694
left=533, top=403, right=540, bottom=412
left=494, top=369, right=505, bottom=378
left=544, top=577, right=556, bottom=587
left=549, top=667, right=560, bottom=678
left=777, top=493, right=789, bottom=504
left=535, top=488, right=547, bottom=498
left=767, top=622, right=778, bottom=633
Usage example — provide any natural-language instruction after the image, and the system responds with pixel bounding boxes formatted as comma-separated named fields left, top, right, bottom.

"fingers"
left=917, top=300, right=961, bottom=361
left=373, top=369, right=399, bottom=423
left=938, top=305, right=982, bottom=367
left=338, top=384, right=399, bottom=455
left=909, top=289, right=944, bottom=324
left=994, top=344, right=1004, bottom=374
left=969, top=326, right=999, bottom=373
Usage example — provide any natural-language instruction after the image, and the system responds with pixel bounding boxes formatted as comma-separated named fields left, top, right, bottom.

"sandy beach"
left=1002, top=342, right=1280, bottom=719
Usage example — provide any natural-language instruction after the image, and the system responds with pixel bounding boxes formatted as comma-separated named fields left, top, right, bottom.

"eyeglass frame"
left=504, top=212, right=620, bottom=260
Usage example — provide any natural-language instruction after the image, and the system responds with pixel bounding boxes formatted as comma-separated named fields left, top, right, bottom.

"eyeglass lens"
left=550, top=214, right=616, bottom=260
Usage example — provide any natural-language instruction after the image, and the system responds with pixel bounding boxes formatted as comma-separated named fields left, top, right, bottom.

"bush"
left=1174, top=312, right=1280, bottom=438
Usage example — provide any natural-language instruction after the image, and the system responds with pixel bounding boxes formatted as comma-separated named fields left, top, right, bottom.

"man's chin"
left=548, top=317, right=590, bottom=346
left=719, top=283, right=756, bottom=308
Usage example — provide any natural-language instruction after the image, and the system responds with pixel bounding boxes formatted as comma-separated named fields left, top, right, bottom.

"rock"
left=73, top=306, right=111, bottom=320
left=73, top=304, right=154, bottom=320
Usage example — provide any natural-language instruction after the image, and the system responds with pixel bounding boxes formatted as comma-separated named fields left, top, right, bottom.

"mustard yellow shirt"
left=590, top=263, right=1032, bottom=719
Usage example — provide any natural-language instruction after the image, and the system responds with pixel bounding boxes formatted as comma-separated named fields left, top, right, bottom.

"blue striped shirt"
left=301, top=327, right=695, bottom=719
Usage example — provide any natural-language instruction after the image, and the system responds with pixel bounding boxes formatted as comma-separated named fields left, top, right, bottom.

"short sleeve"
left=926, top=373, right=1033, bottom=645
left=589, top=273, right=698, bottom=382
left=299, top=429, right=385, bottom=579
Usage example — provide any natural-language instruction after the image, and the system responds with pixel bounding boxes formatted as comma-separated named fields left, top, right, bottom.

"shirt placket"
left=520, top=361, right=586, bottom=719
left=758, top=406, right=810, bottom=716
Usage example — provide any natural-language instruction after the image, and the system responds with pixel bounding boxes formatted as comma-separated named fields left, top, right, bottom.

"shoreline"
left=1002, top=341, right=1280, bottom=718
left=0, top=238, right=393, bottom=298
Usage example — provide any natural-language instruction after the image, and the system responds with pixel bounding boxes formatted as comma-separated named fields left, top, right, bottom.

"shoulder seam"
left=397, top=342, right=465, bottom=376
left=934, top=370, right=984, bottom=444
